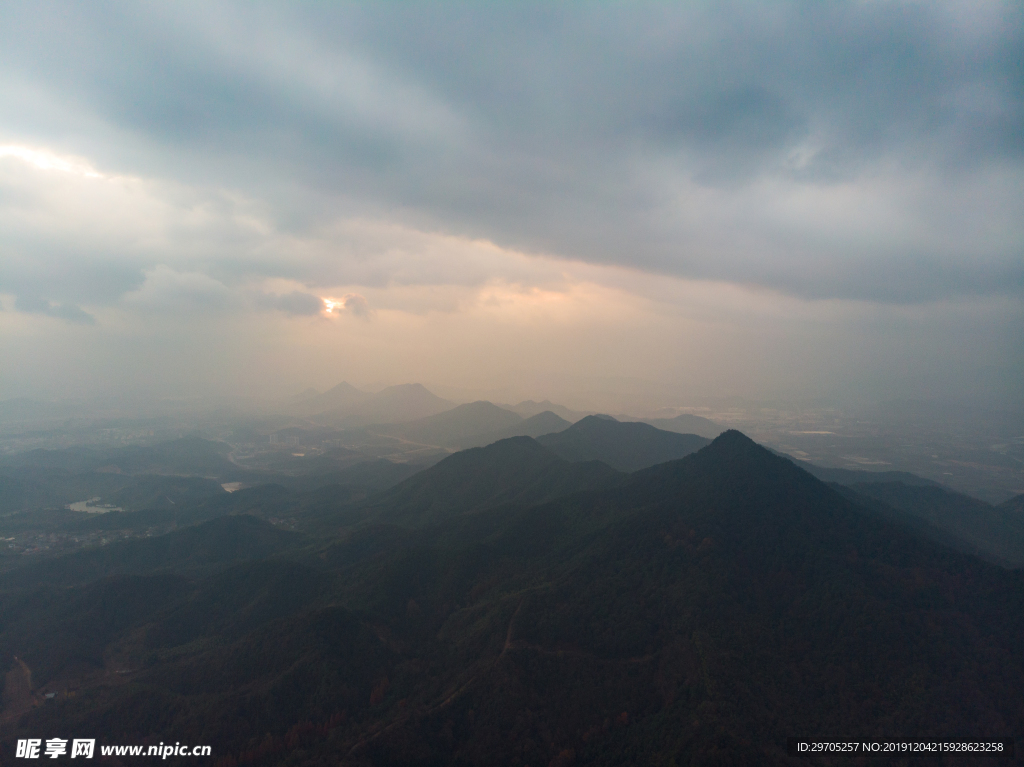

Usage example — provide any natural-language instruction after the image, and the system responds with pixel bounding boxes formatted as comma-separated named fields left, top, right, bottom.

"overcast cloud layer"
left=0, top=1, right=1021, bottom=409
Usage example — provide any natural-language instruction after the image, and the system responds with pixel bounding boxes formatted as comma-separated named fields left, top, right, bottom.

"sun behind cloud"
left=321, top=294, right=371, bottom=318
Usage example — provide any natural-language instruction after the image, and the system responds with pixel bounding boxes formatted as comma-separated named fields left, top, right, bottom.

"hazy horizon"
left=1, top=2, right=1021, bottom=412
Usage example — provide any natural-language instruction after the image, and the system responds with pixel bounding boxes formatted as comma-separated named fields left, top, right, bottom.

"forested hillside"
left=1, top=432, right=1021, bottom=765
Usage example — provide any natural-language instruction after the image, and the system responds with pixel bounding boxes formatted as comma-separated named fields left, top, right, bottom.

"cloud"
left=322, top=293, right=371, bottom=318
left=255, top=290, right=323, bottom=316
left=122, top=265, right=235, bottom=313
left=13, top=294, right=95, bottom=325
left=0, top=2, right=1020, bottom=304
left=0, top=2, right=1020, bottom=409
left=340, top=293, right=370, bottom=317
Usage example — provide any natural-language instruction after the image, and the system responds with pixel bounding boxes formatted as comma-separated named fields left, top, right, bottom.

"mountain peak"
left=693, top=429, right=784, bottom=468
left=709, top=429, right=758, bottom=448
left=563, top=414, right=617, bottom=432
left=639, top=412, right=724, bottom=439
left=460, top=400, right=516, bottom=414
left=315, top=383, right=454, bottom=427
left=364, top=436, right=622, bottom=526
left=380, top=382, right=433, bottom=394
left=631, top=428, right=793, bottom=489
left=374, top=401, right=521, bottom=447
left=537, top=416, right=711, bottom=472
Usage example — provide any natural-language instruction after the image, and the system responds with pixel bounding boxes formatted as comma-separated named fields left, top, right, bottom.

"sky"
left=0, top=1, right=1021, bottom=412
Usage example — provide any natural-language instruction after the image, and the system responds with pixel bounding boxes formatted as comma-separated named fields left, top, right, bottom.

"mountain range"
left=3, top=401, right=1024, bottom=766
left=1, top=430, right=1022, bottom=765
left=290, top=383, right=455, bottom=427
left=373, top=401, right=525, bottom=446
left=500, top=399, right=589, bottom=423
left=372, top=401, right=574, bottom=449
left=286, top=382, right=728, bottom=445
left=625, top=412, right=725, bottom=439
left=356, top=436, right=624, bottom=528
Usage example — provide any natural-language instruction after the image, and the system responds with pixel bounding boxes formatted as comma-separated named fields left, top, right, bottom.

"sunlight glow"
left=0, top=145, right=103, bottom=178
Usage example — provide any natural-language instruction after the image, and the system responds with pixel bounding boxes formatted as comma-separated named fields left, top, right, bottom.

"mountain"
left=318, top=383, right=454, bottom=427
left=784, top=457, right=1024, bottom=566
left=536, top=415, right=710, bottom=471
left=358, top=436, right=624, bottom=527
left=383, top=408, right=574, bottom=451
left=639, top=412, right=724, bottom=439
left=456, top=410, right=573, bottom=448
left=288, top=386, right=322, bottom=403
left=502, top=399, right=587, bottom=422
left=789, top=456, right=937, bottom=487
left=376, top=401, right=523, bottom=447
left=290, top=381, right=369, bottom=415
left=4, top=431, right=1022, bottom=764
left=844, top=480, right=1024, bottom=567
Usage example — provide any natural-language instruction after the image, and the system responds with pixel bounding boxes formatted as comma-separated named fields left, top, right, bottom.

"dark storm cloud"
left=0, top=1, right=1021, bottom=303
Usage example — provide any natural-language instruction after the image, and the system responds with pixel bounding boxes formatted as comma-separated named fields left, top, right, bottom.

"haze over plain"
left=0, top=1, right=1021, bottom=412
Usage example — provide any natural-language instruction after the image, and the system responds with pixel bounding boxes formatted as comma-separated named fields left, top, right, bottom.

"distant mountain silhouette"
left=845, top=480, right=1024, bottom=566
left=319, top=383, right=454, bottom=426
left=778, top=455, right=1024, bottom=565
left=288, top=386, right=322, bottom=404
left=376, top=401, right=523, bottom=447
left=639, top=412, right=724, bottom=439
left=536, top=415, right=710, bottom=471
left=502, top=399, right=587, bottom=422
left=361, top=436, right=623, bottom=527
left=456, top=410, right=573, bottom=448
left=789, top=456, right=937, bottom=487
left=290, top=381, right=369, bottom=415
